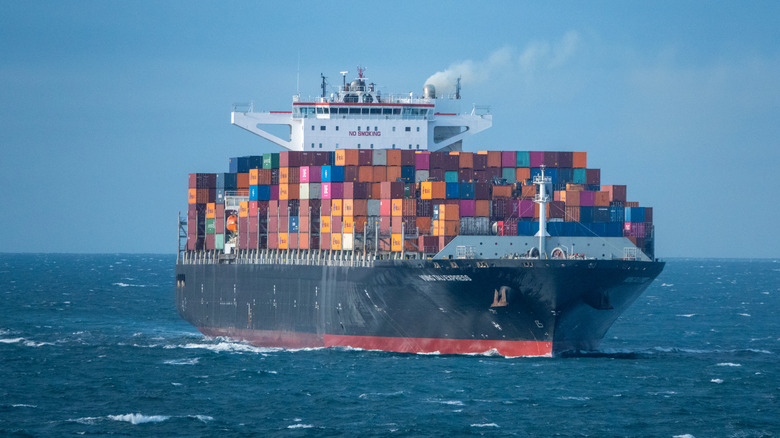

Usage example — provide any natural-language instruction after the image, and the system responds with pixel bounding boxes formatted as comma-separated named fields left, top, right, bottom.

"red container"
left=518, top=200, right=535, bottom=218
left=400, top=150, right=416, bottom=166
left=267, top=232, right=278, bottom=249
left=418, top=235, right=438, bottom=253
left=549, top=201, right=565, bottom=219
left=602, top=185, right=627, bottom=202
left=280, top=151, right=302, bottom=167
left=380, top=199, right=392, bottom=216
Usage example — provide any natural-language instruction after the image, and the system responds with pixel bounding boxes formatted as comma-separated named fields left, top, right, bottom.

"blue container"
left=444, top=171, right=459, bottom=183
left=216, top=188, right=225, bottom=204
left=517, top=221, right=538, bottom=236
left=557, top=168, right=573, bottom=184
left=459, top=183, right=475, bottom=199
left=249, top=185, right=259, bottom=201
left=593, top=207, right=610, bottom=223
left=547, top=222, right=564, bottom=236
left=579, top=206, right=594, bottom=223
left=235, top=156, right=250, bottom=173
left=248, top=155, right=262, bottom=169
left=625, top=207, right=646, bottom=223
left=321, top=165, right=345, bottom=183
left=531, top=167, right=558, bottom=184
left=321, top=166, right=332, bottom=182
left=432, top=204, right=440, bottom=220
left=228, top=157, right=239, bottom=173
left=609, top=206, right=624, bottom=223
left=445, top=182, right=460, bottom=199
left=256, top=185, right=271, bottom=201
left=289, top=216, right=299, bottom=233
left=401, top=166, right=415, bottom=183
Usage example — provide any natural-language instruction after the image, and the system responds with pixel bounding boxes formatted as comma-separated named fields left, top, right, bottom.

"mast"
left=534, top=166, right=551, bottom=259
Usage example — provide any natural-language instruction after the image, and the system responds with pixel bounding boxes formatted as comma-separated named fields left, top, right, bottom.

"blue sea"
left=1, top=254, right=777, bottom=437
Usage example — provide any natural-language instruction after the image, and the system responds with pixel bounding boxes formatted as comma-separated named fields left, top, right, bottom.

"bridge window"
left=417, top=127, right=420, bottom=132
left=320, top=126, right=326, bottom=130
left=319, top=143, right=322, bottom=148
left=311, top=126, right=315, bottom=130
left=357, top=126, right=361, bottom=131
left=374, top=126, right=378, bottom=131
left=370, top=144, right=374, bottom=149
left=405, top=127, right=411, bottom=132
left=335, top=126, right=339, bottom=131
left=311, top=143, right=315, bottom=148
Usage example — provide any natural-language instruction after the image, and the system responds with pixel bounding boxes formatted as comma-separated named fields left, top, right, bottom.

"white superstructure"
left=231, top=68, right=492, bottom=152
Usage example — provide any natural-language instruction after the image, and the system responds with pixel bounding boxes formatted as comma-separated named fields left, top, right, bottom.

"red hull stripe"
left=324, top=334, right=552, bottom=357
left=199, top=327, right=552, bottom=357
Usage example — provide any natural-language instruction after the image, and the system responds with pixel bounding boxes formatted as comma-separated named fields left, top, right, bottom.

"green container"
left=215, top=234, right=224, bottom=250
left=206, top=218, right=216, bottom=234
left=516, top=151, right=531, bottom=167
left=444, top=171, right=459, bottom=183
left=501, top=167, right=517, bottom=183
left=404, top=184, right=413, bottom=199
left=573, top=168, right=587, bottom=184
left=262, top=153, right=279, bottom=169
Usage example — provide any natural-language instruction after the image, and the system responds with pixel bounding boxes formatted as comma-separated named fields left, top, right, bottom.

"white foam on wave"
left=440, top=400, right=465, bottom=406
left=12, top=404, right=37, bottom=408
left=190, top=415, right=213, bottom=423
left=738, top=313, right=751, bottom=317
left=716, top=363, right=741, bottom=367
left=163, top=358, right=200, bottom=365
left=661, top=283, right=674, bottom=287
left=711, top=379, right=724, bottom=384
left=288, top=424, right=314, bottom=429
left=0, top=337, right=53, bottom=347
left=171, top=341, right=277, bottom=354
left=0, top=337, right=24, bottom=344
left=673, top=434, right=696, bottom=438
left=112, top=282, right=147, bottom=288
left=471, top=423, right=499, bottom=428
left=676, top=314, right=696, bottom=318
left=559, top=396, right=591, bottom=401
left=108, top=413, right=170, bottom=424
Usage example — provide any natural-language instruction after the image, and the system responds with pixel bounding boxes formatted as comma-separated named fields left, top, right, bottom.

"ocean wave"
left=676, top=314, right=696, bottom=318
left=287, top=424, right=314, bottom=429
left=471, top=423, right=499, bottom=428
left=163, top=358, right=200, bottom=365
left=189, top=415, right=213, bottom=423
left=673, top=435, right=696, bottom=438
left=112, top=282, right=148, bottom=288
left=710, top=379, right=724, bottom=384
left=169, top=341, right=279, bottom=354
left=108, top=413, right=170, bottom=424
left=0, top=337, right=54, bottom=347
left=716, top=363, right=741, bottom=367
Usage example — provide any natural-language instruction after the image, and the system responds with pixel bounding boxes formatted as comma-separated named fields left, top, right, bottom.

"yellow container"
left=342, top=217, right=354, bottom=234
left=331, top=199, right=343, bottom=217
left=331, top=233, right=342, bottom=250
left=279, top=233, right=289, bottom=249
left=320, top=216, right=331, bottom=233
left=391, top=234, right=403, bottom=252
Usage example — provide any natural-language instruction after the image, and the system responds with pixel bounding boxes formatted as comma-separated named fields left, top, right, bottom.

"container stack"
left=186, top=149, right=655, bottom=256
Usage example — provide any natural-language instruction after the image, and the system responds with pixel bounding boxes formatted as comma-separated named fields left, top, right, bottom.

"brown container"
left=358, top=166, right=373, bottom=182
left=594, top=191, right=610, bottom=207
left=357, top=150, right=373, bottom=166
left=237, top=173, right=250, bottom=189
left=420, top=181, right=446, bottom=200
left=386, top=166, right=402, bottom=182
left=516, top=167, right=531, bottom=182
left=602, top=185, right=627, bottom=202
left=564, top=206, right=580, bottom=222
left=458, top=152, right=474, bottom=169
left=561, top=190, right=580, bottom=206
left=344, top=165, right=359, bottom=182
left=387, top=150, right=402, bottom=166
left=573, top=152, right=587, bottom=168
left=353, top=216, right=367, bottom=233
left=549, top=200, right=566, bottom=219
left=416, top=216, right=432, bottom=234
left=372, top=166, right=387, bottom=183
left=475, top=200, right=491, bottom=217
left=492, top=185, right=512, bottom=199
left=586, top=168, right=600, bottom=185
left=381, top=181, right=405, bottom=199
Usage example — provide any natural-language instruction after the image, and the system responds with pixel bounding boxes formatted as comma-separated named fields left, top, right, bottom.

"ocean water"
left=0, top=254, right=777, bottom=437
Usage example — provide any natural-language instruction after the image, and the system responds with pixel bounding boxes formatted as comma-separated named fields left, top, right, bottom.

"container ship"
left=176, top=68, right=664, bottom=357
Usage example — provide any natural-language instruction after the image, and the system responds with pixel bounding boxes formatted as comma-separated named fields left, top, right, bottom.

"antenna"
left=320, top=73, right=327, bottom=98
left=357, top=65, right=366, bottom=79
left=340, top=71, right=348, bottom=90
left=455, top=76, right=461, bottom=100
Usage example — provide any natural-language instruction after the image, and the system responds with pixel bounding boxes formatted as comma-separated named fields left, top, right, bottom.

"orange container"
left=343, top=199, right=354, bottom=216
left=421, top=181, right=446, bottom=199
left=564, top=206, right=580, bottom=222
left=386, top=166, right=402, bottom=182
left=342, top=217, right=354, bottom=234
left=372, top=166, right=387, bottom=183
left=439, top=204, right=460, bottom=221
left=278, top=233, right=289, bottom=250
left=206, top=203, right=216, bottom=219
left=516, top=167, right=531, bottom=182
left=331, top=233, right=342, bottom=250
left=573, top=151, right=587, bottom=168
left=566, top=183, right=586, bottom=191
left=442, top=220, right=460, bottom=236
left=358, top=166, right=373, bottom=182
left=353, top=216, right=367, bottom=233
left=279, top=167, right=290, bottom=184
left=298, top=232, right=310, bottom=250
left=279, top=184, right=290, bottom=200
left=249, top=169, right=260, bottom=185
left=236, top=173, right=249, bottom=189
left=320, top=216, right=331, bottom=233
left=391, top=234, right=403, bottom=252
left=487, top=151, right=501, bottom=168
left=457, top=152, right=474, bottom=169
left=492, top=185, right=512, bottom=199
left=391, top=199, right=404, bottom=217
left=188, top=189, right=197, bottom=204
left=336, top=150, right=359, bottom=166
left=239, top=202, right=249, bottom=218
left=521, top=185, right=536, bottom=199
left=331, top=199, right=343, bottom=217
left=387, top=150, right=402, bottom=166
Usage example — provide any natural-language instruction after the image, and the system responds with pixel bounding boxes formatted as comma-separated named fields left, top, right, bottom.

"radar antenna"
left=320, top=73, right=327, bottom=98
left=357, top=65, right=366, bottom=79
left=340, top=71, right=349, bottom=91
left=455, top=76, right=461, bottom=99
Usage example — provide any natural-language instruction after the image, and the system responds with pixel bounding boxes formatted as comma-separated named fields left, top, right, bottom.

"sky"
left=1, top=1, right=778, bottom=258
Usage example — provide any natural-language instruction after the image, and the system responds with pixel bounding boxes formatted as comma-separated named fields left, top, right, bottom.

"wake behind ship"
left=176, top=69, right=664, bottom=357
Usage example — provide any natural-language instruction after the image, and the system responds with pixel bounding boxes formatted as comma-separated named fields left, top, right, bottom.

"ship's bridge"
left=231, top=71, right=492, bottom=152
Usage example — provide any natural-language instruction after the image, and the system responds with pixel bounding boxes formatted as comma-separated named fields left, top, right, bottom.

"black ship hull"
left=176, top=257, right=663, bottom=357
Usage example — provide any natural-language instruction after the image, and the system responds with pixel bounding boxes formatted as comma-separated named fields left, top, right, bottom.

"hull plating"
left=176, top=258, right=663, bottom=356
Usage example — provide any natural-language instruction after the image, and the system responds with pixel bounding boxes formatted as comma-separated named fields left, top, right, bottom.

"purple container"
left=330, top=182, right=344, bottom=199
left=270, top=185, right=279, bottom=201
left=518, top=200, right=535, bottom=218
left=415, top=152, right=430, bottom=170
left=309, top=166, right=322, bottom=183
left=579, top=190, right=595, bottom=207
left=501, top=151, right=517, bottom=168
left=586, top=168, right=600, bottom=185
left=473, top=154, right=488, bottom=170
left=557, top=152, right=573, bottom=168
left=443, top=154, right=459, bottom=171
left=530, top=151, right=545, bottom=167
left=474, top=182, right=491, bottom=200
left=459, top=199, right=476, bottom=217
left=543, top=151, right=558, bottom=167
